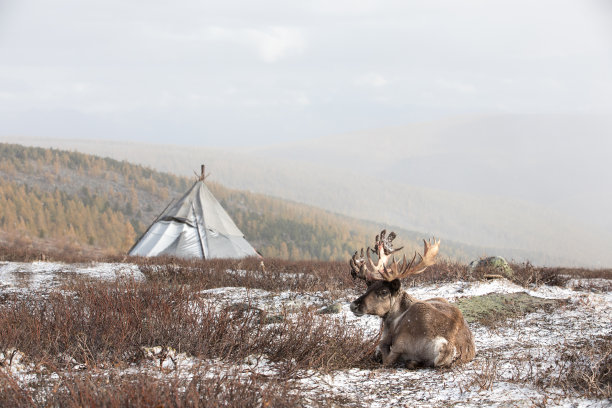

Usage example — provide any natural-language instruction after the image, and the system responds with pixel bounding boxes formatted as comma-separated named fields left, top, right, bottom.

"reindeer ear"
left=389, top=279, right=401, bottom=293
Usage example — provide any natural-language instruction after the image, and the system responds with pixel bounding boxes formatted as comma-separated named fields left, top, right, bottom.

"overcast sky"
left=1, top=0, right=611, bottom=146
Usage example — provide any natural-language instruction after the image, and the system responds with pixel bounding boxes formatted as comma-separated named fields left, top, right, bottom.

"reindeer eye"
left=378, top=289, right=389, bottom=297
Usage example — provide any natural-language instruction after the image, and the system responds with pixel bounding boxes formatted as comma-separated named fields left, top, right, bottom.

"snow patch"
left=0, top=261, right=143, bottom=294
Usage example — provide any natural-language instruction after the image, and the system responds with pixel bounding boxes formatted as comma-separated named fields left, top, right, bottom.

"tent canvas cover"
left=129, top=179, right=259, bottom=259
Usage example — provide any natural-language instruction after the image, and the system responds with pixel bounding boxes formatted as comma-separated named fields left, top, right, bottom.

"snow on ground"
left=0, top=261, right=143, bottom=295
left=404, top=278, right=580, bottom=301
left=297, top=296, right=612, bottom=407
left=200, top=286, right=332, bottom=312
left=1, top=261, right=610, bottom=407
left=196, top=278, right=612, bottom=406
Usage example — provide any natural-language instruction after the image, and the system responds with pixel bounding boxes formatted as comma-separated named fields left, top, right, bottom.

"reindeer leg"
left=379, top=339, right=402, bottom=367
left=377, top=340, right=391, bottom=363
left=373, top=345, right=383, bottom=362
left=382, top=348, right=401, bottom=367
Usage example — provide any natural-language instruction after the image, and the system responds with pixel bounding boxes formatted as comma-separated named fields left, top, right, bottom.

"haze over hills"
left=248, top=113, right=612, bottom=250
left=248, top=114, right=612, bottom=217
left=3, top=114, right=612, bottom=267
left=0, top=142, right=527, bottom=262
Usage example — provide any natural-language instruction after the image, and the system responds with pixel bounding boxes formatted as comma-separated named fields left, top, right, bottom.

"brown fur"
left=350, top=280, right=475, bottom=368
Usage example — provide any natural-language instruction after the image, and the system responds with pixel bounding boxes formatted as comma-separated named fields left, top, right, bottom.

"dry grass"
left=0, top=233, right=124, bottom=264
left=135, top=256, right=355, bottom=295
left=2, top=242, right=611, bottom=405
left=0, top=368, right=302, bottom=408
left=541, top=336, right=612, bottom=399
left=0, top=273, right=376, bottom=406
left=454, top=292, right=565, bottom=328
left=460, top=336, right=612, bottom=400
left=1, top=234, right=610, bottom=292
left=135, top=257, right=611, bottom=296
left=0, top=278, right=376, bottom=375
left=507, top=261, right=612, bottom=286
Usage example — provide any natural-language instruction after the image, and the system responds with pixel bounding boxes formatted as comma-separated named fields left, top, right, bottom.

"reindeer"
left=349, top=230, right=475, bottom=368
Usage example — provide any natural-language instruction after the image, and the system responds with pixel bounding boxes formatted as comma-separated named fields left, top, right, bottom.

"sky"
left=0, top=0, right=611, bottom=146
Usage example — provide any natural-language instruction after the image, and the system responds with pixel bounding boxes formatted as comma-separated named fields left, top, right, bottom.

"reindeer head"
left=349, top=231, right=440, bottom=317
left=349, top=279, right=402, bottom=317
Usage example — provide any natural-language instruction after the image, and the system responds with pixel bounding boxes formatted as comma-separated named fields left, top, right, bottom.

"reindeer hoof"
left=405, top=360, right=420, bottom=370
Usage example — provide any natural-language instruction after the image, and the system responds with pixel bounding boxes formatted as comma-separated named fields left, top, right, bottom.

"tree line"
left=0, top=143, right=471, bottom=261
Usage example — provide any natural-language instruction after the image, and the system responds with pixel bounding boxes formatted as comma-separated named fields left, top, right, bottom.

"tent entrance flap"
left=129, top=220, right=203, bottom=258
left=159, top=216, right=195, bottom=227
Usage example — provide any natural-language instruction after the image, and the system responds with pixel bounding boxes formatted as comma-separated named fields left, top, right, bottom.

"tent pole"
left=192, top=202, right=207, bottom=259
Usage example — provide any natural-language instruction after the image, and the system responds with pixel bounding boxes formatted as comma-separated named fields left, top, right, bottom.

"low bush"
left=542, top=336, right=612, bottom=399
left=0, top=368, right=302, bottom=408
left=0, top=278, right=375, bottom=374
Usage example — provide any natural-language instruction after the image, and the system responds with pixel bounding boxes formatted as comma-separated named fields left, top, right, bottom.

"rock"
left=0, top=348, right=27, bottom=373
left=469, top=256, right=514, bottom=279
left=317, top=303, right=342, bottom=314
left=262, top=314, right=284, bottom=324
left=141, top=346, right=183, bottom=371
left=226, top=302, right=251, bottom=313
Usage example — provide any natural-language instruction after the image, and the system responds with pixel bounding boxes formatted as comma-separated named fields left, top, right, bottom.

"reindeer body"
left=349, top=231, right=475, bottom=368
left=352, top=284, right=475, bottom=367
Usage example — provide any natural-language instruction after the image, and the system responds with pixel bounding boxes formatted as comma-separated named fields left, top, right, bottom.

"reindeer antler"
left=370, top=229, right=404, bottom=257
left=349, top=248, right=366, bottom=280
left=350, top=231, right=440, bottom=282
left=380, top=238, right=440, bottom=281
left=350, top=247, right=385, bottom=281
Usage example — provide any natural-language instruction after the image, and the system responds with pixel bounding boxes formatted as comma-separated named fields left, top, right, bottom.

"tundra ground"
left=0, top=257, right=610, bottom=407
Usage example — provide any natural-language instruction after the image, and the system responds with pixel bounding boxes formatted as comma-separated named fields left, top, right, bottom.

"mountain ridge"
left=1, top=142, right=545, bottom=263
left=2, top=113, right=611, bottom=266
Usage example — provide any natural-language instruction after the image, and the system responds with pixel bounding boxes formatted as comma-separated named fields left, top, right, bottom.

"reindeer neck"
left=382, top=290, right=418, bottom=324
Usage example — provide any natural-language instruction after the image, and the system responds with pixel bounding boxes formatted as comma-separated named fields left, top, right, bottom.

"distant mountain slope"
left=0, top=143, right=510, bottom=262
left=3, top=114, right=611, bottom=266
left=254, top=114, right=612, bottom=211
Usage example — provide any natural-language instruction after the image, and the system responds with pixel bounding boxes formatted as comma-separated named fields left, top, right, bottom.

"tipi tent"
left=129, top=167, right=259, bottom=259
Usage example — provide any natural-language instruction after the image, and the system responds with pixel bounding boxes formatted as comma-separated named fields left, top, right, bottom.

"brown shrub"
left=135, top=256, right=355, bottom=294
left=0, top=278, right=375, bottom=374
left=541, top=337, right=612, bottom=398
left=463, top=337, right=612, bottom=399
left=403, top=260, right=472, bottom=287
left=0, top=368, right=301, bottom=408
left=136, top=256, right=486, bottom=296
left=0, top=370, right=34, bottom=407
left=0, top=232, right=124, bottom=263
left=508, top=262, right=612, bottom=287
left=2, top=233, right=609, bottom=292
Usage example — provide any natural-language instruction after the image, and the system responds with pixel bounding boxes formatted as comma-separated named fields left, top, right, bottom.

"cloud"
left=293, top=93, right=310, bottom=106
left=208, top=26, right=306, bottom=63
left=435, top=79, right=477, bottom=94
left=354, top=73, right=389, bottom=87
left=2, top=0, right=612, bottom=146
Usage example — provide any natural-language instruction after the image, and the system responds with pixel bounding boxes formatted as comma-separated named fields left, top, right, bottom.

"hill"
left=0, top=143, right=510, bottom=262
left=3, top=114, right=612, bottom=266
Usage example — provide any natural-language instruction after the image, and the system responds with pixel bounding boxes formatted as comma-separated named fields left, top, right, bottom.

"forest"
left=0, top=143, right=479, bottom=261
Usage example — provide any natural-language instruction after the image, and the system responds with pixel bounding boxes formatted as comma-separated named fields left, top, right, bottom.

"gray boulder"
left=469, top=256, right=514, bottom=279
